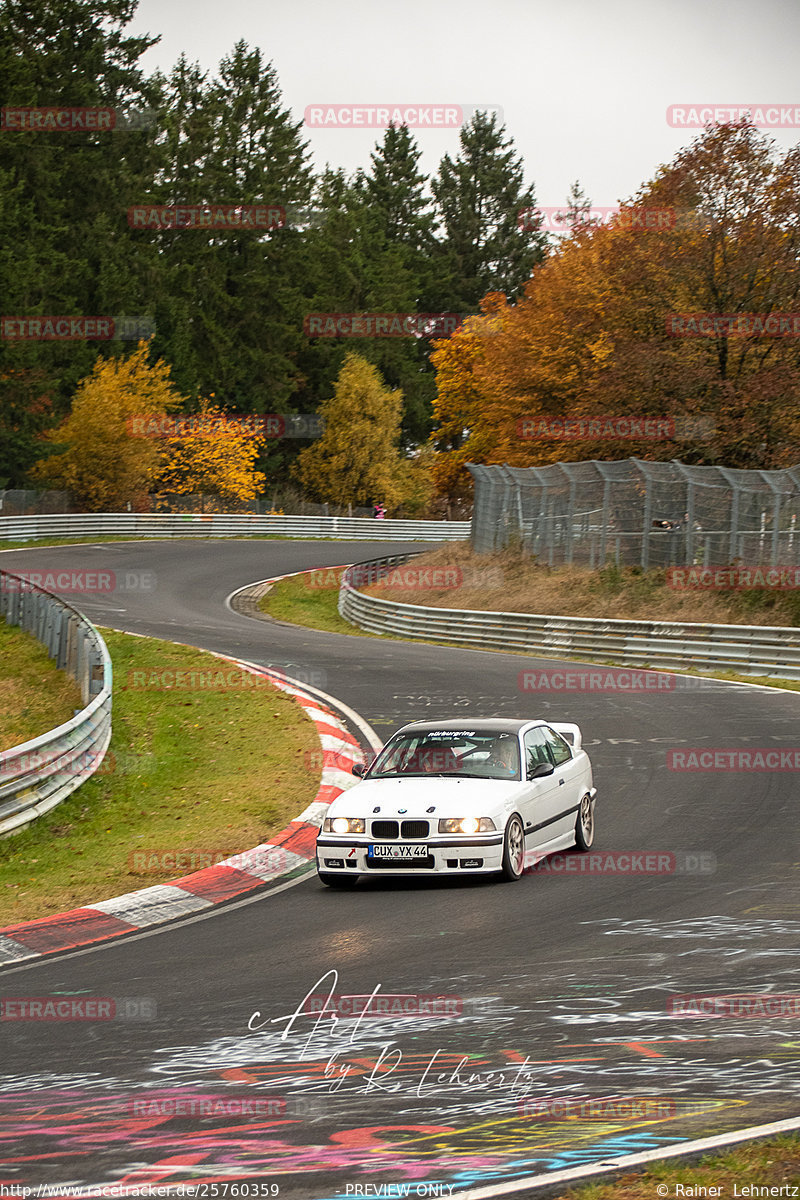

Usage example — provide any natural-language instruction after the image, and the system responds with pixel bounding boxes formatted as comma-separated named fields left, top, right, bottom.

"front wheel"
left=574, top=794, right=594, bottom=851
left=318, top=871, right=359, bottom=888
left=501, top=814, right=525, bottom=881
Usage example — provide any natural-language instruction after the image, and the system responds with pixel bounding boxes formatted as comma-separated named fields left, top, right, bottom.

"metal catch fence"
left=468, top=459, right=800, bottom=569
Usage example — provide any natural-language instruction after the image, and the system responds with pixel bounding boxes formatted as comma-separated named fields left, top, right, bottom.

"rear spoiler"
left=551, top=722, right=582, bottom=752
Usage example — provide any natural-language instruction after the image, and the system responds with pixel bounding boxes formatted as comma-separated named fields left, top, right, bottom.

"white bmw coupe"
left=316, top=718, right=596, bottom=886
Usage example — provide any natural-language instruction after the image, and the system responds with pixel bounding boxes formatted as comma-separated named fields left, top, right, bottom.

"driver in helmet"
left=487, top=736, right=519, bottom=778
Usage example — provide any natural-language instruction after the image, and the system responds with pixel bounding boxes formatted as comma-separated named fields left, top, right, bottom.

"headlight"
left=323, top=817, right=365, bottom=834
left=438, top=817, right=496, bottom=834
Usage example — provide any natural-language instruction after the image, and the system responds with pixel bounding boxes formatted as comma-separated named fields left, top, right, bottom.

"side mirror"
left=528, top=761, right=555, bottom=780
left=352, top=762, right=368, bottom=777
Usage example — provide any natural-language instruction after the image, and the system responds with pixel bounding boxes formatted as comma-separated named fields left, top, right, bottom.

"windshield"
left=370, top=729, right=520, bottom=781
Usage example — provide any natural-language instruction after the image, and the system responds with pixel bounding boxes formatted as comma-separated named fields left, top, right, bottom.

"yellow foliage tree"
left=393, top=445, right=436, bottom=517
left=292, top=353, right=407, bottom=509
left=30, top=343, right=183, bottom=511
left=150, top=398, right=266, bottom=509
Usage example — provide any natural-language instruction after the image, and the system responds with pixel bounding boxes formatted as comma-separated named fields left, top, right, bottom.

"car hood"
left=328, top=776, right=528, bottom=818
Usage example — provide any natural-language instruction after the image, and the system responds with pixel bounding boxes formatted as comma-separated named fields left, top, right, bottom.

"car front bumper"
left=315, top=835, right=505, bottom=877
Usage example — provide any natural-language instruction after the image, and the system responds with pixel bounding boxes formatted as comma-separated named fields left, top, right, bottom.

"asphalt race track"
left=1, top=538, right=798, bottom=1197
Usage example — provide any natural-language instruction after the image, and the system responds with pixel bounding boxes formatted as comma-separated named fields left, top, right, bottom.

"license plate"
left=368, top=844, right=429, bottom=859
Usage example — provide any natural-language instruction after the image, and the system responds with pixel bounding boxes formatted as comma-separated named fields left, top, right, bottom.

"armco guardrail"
left=0, top=513, right=470, bottom=542
left=0, top=571, right=112, bottom=836
left=338, top=553, right=800, bottom=680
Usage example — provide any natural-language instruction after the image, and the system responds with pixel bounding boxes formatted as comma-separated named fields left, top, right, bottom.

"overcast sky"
left=128, top=0, right=800, bottom=212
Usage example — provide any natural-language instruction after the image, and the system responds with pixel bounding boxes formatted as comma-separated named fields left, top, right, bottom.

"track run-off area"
left=0, top=538, right=798, bottom=1198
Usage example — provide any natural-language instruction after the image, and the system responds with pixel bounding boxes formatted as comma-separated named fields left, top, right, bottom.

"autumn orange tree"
left=150, top=398, right=266, bottom=509
left=429, top=296, right=510, bottom=503
left=31, top=343, right=183, bottom=510
left=431, top=120, right=800, bottom=493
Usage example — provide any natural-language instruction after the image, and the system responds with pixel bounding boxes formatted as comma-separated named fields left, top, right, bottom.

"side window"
left=523, top=728, right=551, bottom=777
left=542, top=726, right=573, bottom=766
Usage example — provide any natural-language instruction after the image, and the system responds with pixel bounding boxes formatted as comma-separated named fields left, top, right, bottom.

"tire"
left=574, top=793, right=595, bottom=851
left=318, top=871, right=359, bottom=888
left=501, top=814, right=525, bottom=881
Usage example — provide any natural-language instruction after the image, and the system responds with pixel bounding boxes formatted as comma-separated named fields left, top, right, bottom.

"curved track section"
left=0, top=539, right=797, bottom=1195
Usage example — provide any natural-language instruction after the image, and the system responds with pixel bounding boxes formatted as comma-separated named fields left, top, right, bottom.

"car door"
left=521, top=727, right=566, bottom=859
left=540, top=724, right=583, bottom=837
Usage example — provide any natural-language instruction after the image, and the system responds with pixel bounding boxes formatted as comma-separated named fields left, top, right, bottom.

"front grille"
left=366, top=855, right=435, bottom=870
left=370, top=820, right=431, bottom=840
left=401, top=820, right=429, bottom=839
left=371, top=820, right=399, bottom=839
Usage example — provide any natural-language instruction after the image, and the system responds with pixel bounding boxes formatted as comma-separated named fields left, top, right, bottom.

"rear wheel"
left=501, top=815, right=525, bottom=881
left=318, top=871, right=359, bottom=888
left=574, top=794, right=594, bottom=851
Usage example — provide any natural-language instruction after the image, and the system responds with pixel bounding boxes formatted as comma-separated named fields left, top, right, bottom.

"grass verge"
left=554, top=1132, right=799, bottom=1198
left=0, top=629, right=320, bottom=924
left=258, top=570, right=362, bottom=636
left=0, top=618, right=82, bottom=752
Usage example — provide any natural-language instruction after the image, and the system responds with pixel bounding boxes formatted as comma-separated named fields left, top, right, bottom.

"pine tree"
left=300, top=129, right=440, bottom=445
left=365, top=124, right=435, bottom=257
left=564, top=179, right=593, bottom=228
left=432, top=111, right=546, bottom=309
left=149, top=42, right=313, bottom=416
left=0, top=0, right=161, bottom=484
left=360, top=125, right=439, bottom=443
